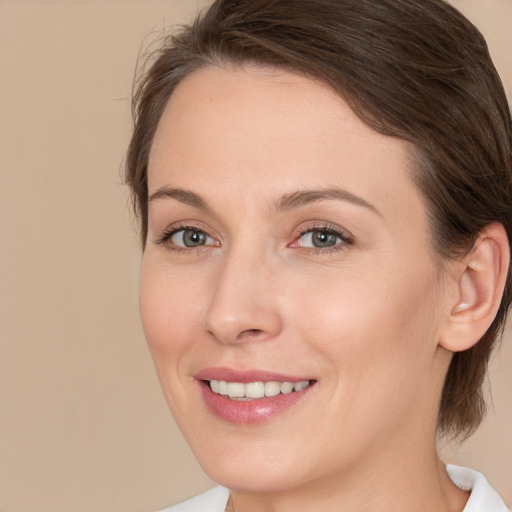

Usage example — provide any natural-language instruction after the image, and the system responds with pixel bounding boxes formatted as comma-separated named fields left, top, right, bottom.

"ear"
left=439, top=223, right=510, bottom=353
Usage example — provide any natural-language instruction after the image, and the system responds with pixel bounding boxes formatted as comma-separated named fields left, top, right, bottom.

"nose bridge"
left=203, top=240, right=281, bottom=344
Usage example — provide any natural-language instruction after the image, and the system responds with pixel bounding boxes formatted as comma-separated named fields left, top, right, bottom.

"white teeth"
left=208, top=379, right=311, bottom=399
left=210, top=380, right=220, bottom=393
left=227, top=382, right=245, bottom=398
left=264, top=381, right=281, bottom=397
left=245, top=381, right=265, bottom=398
left=218, top=380, right=228, bottom=395
left=293, top=380, right=309, bottom=391
left=280, top=381, right=294, bottom=394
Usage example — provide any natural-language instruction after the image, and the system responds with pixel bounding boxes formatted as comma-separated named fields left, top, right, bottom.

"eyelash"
left=155, top=223, right=354, bottom=254
left=292, top=223, right=354, bottom=254
left=155, top=223, right=216, bottom=252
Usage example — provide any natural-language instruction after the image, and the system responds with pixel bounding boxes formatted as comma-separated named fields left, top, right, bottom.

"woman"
left=126, top=0, right=511, bottom=510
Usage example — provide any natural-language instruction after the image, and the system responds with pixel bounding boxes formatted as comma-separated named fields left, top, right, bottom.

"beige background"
left=0, top=1, right=510, bottom=511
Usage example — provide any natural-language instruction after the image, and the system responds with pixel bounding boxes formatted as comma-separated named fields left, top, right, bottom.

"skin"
left=141, top=66, right=470, bottom=511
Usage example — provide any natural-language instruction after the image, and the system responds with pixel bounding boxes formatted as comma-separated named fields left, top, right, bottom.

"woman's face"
left=141, top=66, right=452, bottom=492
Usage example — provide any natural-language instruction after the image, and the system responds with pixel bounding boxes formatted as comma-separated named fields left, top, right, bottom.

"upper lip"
left=194, top=367, right=314, bottom=383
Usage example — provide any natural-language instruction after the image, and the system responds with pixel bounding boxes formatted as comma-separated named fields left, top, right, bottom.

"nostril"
left=240, top=328, right=264, bottom=339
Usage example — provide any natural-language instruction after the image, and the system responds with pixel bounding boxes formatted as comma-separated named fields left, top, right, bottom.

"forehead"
left=148, top=65, right=423, bottom=223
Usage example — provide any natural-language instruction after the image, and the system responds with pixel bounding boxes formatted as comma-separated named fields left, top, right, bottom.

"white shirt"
left=446, top=465, right=509, bottom=512
left=160, top=465, right=509, bottom=512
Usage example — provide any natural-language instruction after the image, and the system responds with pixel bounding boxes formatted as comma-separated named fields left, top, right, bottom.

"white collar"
left=446, top=464, right=509, bottom=512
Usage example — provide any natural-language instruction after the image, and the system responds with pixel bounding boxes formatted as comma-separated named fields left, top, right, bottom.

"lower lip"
left=198, top=381, right=314, bottom=424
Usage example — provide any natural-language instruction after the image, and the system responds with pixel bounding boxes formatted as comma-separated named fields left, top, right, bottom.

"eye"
left=299, top=230, right=340, bottom=248
left=290, top=225, right=353, bottom=251
left=157, top=226, right=217, bottom=249
left=171, top=228, right=213, bottom=247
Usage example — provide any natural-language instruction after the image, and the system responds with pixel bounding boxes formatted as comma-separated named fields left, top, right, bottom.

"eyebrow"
left=148, top=186, right=211, bottom=212
left=148, top=186, right=380, bottom=216
left=274, top=188, right=381, bottom=216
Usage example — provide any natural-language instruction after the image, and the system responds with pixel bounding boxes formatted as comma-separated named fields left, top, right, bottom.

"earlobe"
left=439, top=223, right=510, bottom=353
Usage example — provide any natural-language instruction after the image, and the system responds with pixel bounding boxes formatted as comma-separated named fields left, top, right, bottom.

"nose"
left=202, top=246, right=283, bottom=345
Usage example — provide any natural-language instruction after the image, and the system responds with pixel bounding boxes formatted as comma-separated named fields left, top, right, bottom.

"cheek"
left=291, top=261, right=442, bottom=380
left=139, top=258, right=212, bottom=423
left=296, top=270, right=443, bottom=446
left=139, top=259, right=203, bottom=360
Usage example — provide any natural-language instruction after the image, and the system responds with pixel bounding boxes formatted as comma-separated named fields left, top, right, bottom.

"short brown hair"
left=126, top=0, right=512, bottom=438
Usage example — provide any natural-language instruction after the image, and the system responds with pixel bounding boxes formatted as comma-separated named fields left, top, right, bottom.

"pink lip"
left=194, top=367, right=315, bottom=425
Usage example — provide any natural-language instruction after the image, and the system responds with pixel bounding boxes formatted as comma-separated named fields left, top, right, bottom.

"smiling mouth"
left=207, top=379, right=312, bottom=400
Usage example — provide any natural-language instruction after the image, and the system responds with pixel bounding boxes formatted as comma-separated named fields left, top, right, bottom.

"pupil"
left=312, top=230, right=336, bottom=248
left=184, top=230, right=206, bottom=247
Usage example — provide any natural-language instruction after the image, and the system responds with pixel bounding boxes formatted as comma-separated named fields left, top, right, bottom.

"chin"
left=188, top=433, right=312, bottom=493
left=202, top=461, right=307, bottom=493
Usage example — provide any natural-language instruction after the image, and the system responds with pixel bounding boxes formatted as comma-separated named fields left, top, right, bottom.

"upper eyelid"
left=287, top=223, right=355, bottom=255
left=155, top=223, right=216, bottom=245
left=294, top=223, right=354, bottom=241
left=297, top=225, right=343, bottom=236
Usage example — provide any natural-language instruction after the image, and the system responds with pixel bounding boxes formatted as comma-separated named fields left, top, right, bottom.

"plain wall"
left=0, top=1, right=510, bottom=511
